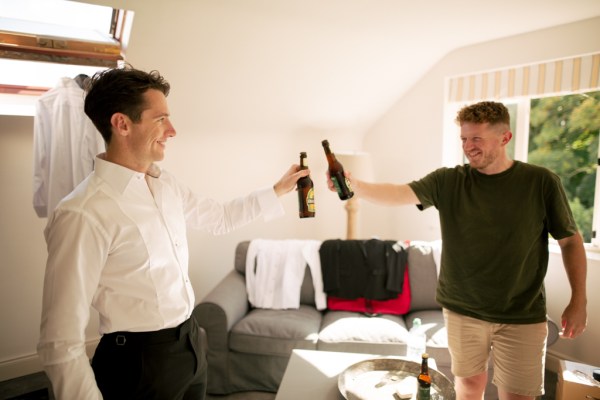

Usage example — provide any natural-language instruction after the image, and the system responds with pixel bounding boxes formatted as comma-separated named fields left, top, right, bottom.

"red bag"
left=326, top=266, right=411, bottom=315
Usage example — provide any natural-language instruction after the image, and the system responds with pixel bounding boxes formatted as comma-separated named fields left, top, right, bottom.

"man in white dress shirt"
left=37, top=66, right=308, bottom=400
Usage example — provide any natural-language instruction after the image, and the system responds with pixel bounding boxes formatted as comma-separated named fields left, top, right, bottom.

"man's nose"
left=167, top=121, right=176, bottom=137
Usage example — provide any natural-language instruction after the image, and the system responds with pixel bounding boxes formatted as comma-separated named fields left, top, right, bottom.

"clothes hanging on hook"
left=73, top=74, right=89, bottom=90
left=32, top=77, right=105, bottom=218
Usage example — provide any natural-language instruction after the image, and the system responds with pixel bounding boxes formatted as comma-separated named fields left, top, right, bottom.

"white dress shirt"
left=37, top=155, right=284, bottom=400
left=32, top=77, right=106, bottom=218
left=245, top=239, right=327, bottom=310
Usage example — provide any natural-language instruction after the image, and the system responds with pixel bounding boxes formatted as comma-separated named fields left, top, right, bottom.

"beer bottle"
left=321, top=140, right=354, bottom=200
left=297, top=152, right=315, bottom=218
left=416, top=353, right=432, bottom=400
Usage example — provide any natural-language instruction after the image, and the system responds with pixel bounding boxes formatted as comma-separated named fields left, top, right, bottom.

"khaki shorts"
left=443, top=308, right=548, bottom=397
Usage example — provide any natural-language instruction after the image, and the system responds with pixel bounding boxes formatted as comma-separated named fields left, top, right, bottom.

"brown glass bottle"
left=297, top=152, right=315, bottom=218
left=416, top=353, right=432, bottom=400
left=321, top=140, right=354, bottom=200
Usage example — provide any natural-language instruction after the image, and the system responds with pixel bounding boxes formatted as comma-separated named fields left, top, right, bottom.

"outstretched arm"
left=557, top=232, right=587, bottom=338
left=326, top=170, right=420, bottom=206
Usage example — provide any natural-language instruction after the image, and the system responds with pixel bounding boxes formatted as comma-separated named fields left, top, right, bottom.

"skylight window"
left=0, top=0, right=133, bottom=115
left=1, top=0, right=114, bottom=37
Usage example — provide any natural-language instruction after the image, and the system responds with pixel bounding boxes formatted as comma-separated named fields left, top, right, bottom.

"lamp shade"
left=335, top=151, right=373, bottom=182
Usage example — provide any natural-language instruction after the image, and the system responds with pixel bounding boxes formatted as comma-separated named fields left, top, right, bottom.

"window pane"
left=528, top=92, right=600, bottom=242
left=0, top=0, right=133, bottom=115
left=0, top=0, right=113, bottom=36
left=505, top=103, right=517, bottom=159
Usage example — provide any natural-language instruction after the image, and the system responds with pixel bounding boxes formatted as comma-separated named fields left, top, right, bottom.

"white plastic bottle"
left=406, top=317, right=426, bottom=361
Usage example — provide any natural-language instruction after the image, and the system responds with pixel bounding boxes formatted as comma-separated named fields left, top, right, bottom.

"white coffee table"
left=275, top=349, right=437, bottom=400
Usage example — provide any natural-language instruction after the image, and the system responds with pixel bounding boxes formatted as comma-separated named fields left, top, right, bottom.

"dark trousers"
left=91, top=316, right=207, bottom=400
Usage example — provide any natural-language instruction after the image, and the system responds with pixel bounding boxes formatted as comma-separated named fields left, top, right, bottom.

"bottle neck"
left=300, top=157, right=308, bottom=170
left=323, top=147, right=336, bottom=163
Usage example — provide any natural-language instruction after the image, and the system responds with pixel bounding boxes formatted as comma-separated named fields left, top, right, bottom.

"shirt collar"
left=95, top=153, right=162, bottom=194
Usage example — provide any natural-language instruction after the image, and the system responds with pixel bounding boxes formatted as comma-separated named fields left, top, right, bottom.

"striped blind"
left=447, top=52, right=600, bottom=103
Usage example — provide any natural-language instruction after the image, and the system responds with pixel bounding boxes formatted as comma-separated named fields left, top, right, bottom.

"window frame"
left=0, top=3, right=133, bottom=115
left=0, top=6, right=129, bottom=68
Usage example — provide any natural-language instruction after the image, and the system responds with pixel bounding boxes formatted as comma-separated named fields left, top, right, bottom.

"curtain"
left=447, top=52, right=600, bottom=103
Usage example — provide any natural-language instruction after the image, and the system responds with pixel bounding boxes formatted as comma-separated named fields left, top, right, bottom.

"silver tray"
left=338, top=357, right=455, bottom=400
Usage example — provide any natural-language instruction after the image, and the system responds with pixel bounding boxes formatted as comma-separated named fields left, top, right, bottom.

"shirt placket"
left=147, top=176, right=195, bottom=316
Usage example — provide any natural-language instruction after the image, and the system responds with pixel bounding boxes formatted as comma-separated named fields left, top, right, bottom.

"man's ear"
left=502, top=131, right=513, bottom=145
left=110, top=113, right=130, bottom=137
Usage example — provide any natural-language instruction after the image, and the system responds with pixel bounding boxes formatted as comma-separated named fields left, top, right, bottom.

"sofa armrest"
left=193, top=269, right=249, bottom=350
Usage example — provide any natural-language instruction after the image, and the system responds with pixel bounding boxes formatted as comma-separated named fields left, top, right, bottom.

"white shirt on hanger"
left=32, top=77, right=106, bottom=218
left=245, top=239, right=326, bottom=310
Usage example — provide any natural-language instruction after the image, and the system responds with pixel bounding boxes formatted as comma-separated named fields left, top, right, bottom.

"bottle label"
left=307, top=188, right=315, bottom=212
left=416, top=386, right=431, bottom=400
left=331, top=176, right=347, bottom=197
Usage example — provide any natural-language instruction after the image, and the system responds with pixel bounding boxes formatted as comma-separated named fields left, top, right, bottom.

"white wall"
left=363, top=17, right=600, bottom=366
left=0, top=5, right=598, bottom=382
left=0, top=116, right=48, bottom=378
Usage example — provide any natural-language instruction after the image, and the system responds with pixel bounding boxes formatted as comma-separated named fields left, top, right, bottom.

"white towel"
left=245, top=239, right=325, bottom=310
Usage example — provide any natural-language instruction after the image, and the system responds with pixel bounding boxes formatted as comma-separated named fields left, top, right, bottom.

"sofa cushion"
left=317, top=310, right=410, bottom=355
left=234, top=241, right=251, bottom=275
left=407, top=242, right=439, bottom=312
left=230, top=305, right=321, bottom=357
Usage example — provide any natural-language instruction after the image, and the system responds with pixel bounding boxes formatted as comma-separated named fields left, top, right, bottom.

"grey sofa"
left=193, top=240, right=497, bottom=397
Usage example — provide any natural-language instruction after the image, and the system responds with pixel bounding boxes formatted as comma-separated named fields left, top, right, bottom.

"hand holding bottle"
left=273, top=164, right=311, bottom=197
left=297, top=152, right=315, bottom=218
left=325, top=169, right=357, bottom=195
left=322, top=140, right=354, bottom=200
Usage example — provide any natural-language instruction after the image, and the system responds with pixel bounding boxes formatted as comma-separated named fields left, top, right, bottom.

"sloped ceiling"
left=101, top=0, right=600, bottom=136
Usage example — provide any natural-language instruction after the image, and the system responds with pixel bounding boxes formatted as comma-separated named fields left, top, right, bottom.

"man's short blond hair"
left=456, top=101, right=510, bottom=129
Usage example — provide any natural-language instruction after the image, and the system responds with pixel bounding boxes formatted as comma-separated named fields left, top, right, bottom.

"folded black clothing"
left=319, top=239, right=407, bottom=301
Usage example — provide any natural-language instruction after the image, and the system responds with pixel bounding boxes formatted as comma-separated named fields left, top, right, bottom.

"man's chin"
left=466, top=157, right=482, bottom=167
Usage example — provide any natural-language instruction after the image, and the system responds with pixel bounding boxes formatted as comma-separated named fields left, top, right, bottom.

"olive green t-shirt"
left=408, top=161, right=577, bottom=323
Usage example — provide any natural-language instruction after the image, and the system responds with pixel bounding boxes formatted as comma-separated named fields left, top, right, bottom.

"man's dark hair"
left=456, top=101, right=510, bottom=129
left=84, top=66, right=170, bottom=144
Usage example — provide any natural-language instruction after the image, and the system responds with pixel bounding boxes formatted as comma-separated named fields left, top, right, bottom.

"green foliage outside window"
left=528, top=92, right=600, bottom=242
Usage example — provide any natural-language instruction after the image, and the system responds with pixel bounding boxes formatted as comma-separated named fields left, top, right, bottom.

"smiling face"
left=461, top=122, right=512, bottom=174
left=129, top=89, right=175, bottom=166
left=104, top=88, right=177, bottom=173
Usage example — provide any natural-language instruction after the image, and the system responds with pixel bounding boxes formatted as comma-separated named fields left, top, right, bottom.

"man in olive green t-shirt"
left=327, top=101, right=587, bottom=400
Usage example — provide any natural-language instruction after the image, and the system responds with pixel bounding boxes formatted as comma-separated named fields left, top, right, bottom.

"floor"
left=0, top=372, right=54, bottom=400
left=0, top=370, right=557, bottom=400
left=0, top=371, right=276, bottom=400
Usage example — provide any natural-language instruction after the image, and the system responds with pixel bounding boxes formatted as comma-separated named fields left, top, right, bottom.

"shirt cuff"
left=255, top=186, right=285, bottom=221
left=43, top=354, right=103, bottom=400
